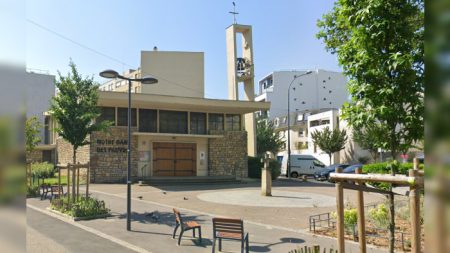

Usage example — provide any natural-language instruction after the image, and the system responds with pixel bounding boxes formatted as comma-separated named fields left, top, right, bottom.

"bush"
left=332, top=208, right=358, bottom=232
left=362, top=162, right=424, bottom=175
left=51, top=196, right=110, bottom=218
left=269, top=160, right=281, bottom=179
left=363, top=161, right=424, bottom=189
left=368, top=203, right=390, bottom=229
left=27, top=185, right=40, bottom=197
left=248, top=156, right=281, bottom=180
left=31, top=162, right=55, bottom=179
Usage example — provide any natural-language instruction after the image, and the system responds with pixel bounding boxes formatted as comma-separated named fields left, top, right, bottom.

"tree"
left=25, top=116, right=42, bottom=154
left=317, top=1, right=423, bottom=251
left=50, top=60, right=109, bottom=201
left=352, top=125, right=388, bottom=161
left=256, top=118, right=284, bottom=157
left=311, top=127, right=347, bottom=165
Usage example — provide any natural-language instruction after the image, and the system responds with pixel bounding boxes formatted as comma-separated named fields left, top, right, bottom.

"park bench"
left=212, top=217, right=249, bottom=253
left=50, top=185, right=64, bottom=200
left=40, top=184, right=51, bottom=200
left=172, top=208, right=202, bottom=246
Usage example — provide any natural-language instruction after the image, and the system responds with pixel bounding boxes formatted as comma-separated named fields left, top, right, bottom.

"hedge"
left=362, top=162, right=424, bottom=175
left=248, top=156, right=281, bottom=180
left=31, top=162, right=55, bottom=179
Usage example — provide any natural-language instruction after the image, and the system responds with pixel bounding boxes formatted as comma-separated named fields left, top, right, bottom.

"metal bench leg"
left=193, top=228, right=195, bottom=238
left=245, top=233, right=249, bottom=253
left=218, top=238, right=222, bottom=251
left=172, top=224, right=179, bottom=239
left=178, top=229, right=184, bottom=245
left=212, top=238, right=216, bottom=253
left=198, top=227, right=202, bottom=243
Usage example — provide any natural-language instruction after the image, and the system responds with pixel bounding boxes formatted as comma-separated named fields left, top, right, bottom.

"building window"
left=298, top=130, right=304, bottom=137
left=98, top=107, right=116, bottom=125
left=208, top=113, right=224, bottom=131
left=44, top=116, right=50, bottom=144
left=159, top=110, right=187, bottom=134
left=190, top=112, right=206, bottom=134
left=117, top=107, right=137, bottom=126
left=139, top=109, right=157, bottom=132
left=226, top=114, right=241, bottom=131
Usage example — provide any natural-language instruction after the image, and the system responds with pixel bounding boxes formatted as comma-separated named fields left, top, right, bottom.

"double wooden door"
left=152, top=142, right=196, bottom=177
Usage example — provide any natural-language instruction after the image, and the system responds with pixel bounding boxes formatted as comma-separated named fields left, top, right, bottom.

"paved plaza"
left=27, top=179, right=389, bottom=253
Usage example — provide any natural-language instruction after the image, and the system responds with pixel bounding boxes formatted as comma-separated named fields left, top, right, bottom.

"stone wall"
left=27, top=150, right=43, bottom=163
left=89, top=127, right=138, bottom=183
left=208, top=130, right=248, bottom=178
left=56, top=138, right=90, bottom=165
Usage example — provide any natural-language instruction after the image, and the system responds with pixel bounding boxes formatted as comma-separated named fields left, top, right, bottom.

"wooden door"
left=153, top=142, right=196, bottom=177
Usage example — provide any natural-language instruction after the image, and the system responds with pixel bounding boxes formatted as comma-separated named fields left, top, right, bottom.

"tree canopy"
left=50, top=60, right=109, bottom=157
left=311, top=126, right=348, bottom=165
left=317, top=0, right=424, bottom=160
left=25, top=116, right=42, bottom=153
left=256, top=118, right=284, bottom=157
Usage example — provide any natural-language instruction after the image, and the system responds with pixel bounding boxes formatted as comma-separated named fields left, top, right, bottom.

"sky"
left=21, top=0, right=341, bottom=99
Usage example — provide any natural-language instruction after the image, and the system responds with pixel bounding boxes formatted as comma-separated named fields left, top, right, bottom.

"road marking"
left=27, top=204, right=152, bottom=253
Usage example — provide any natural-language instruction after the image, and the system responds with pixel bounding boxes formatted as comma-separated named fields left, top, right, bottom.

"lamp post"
left=99, top=69, right=158, bottom=231
left=287, top=71, right=313, bottom=178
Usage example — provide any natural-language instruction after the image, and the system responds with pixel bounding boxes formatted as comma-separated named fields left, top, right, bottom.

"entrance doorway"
left=152, top=142, right=197, bottom=177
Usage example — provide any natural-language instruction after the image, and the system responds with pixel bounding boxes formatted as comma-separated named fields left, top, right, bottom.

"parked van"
left=280, top=154, right=326, bottom=178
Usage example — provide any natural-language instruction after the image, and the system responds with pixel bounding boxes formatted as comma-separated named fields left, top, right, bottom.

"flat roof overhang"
left=98, top=91, right=271, bottom=114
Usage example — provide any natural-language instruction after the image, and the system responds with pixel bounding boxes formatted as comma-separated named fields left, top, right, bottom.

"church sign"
left=96, top=139, right=128, bottom=153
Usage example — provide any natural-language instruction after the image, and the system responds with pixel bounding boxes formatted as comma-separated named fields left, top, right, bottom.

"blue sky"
left=24, top=0, right=340, bottom=99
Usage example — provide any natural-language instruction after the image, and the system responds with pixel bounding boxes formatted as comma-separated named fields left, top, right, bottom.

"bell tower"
left=226, top=23, right=257, bottom=156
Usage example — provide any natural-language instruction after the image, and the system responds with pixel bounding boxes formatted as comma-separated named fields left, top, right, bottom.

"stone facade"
left=56, top=138, right=90, bottom=164
left=26, top=149, right=56, bottom=164
left=208, top=130, right=248, bottom=178
left=89, top=127, right=138, bottom=183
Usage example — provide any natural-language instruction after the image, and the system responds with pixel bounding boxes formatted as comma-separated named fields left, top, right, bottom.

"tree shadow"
left=248, top=237, right=305, bottom=252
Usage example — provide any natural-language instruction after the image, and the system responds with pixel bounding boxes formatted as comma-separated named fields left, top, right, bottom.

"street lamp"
left=99, top=69, right=158, bottom=231
left=287, top=70, right=313, bottom=179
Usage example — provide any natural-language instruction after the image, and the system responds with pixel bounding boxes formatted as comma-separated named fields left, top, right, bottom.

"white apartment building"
left=255, top=69, right=348, bottom=120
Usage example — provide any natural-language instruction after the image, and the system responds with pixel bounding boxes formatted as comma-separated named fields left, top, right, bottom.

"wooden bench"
left=172, top=208, right=202, bottom=245
left=40, top=184, right=51, bottom=200
left=212, top=217, right=249, bottom=253
left=50, top=185, right=64, bottom=200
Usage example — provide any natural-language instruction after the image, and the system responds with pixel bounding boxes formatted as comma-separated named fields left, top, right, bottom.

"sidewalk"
left=27, top=188, right=388, bottom=253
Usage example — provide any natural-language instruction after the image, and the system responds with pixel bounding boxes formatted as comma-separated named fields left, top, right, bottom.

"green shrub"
left=332, top=208, right=358, bottom=232
left=247, top=156, right=281, bottom=180
left=51, top=196, right=110, bottom=218
left=248, top=156, right=262, bottom=178
left=27, top=185, right=40, bottom=197
left=368, top=203, right=390, bottom=229
left=363, top=161, right=424, bottom=189
left=31, top=162, right=55, bottom=179
left=269, top=160, right=281, bottom=179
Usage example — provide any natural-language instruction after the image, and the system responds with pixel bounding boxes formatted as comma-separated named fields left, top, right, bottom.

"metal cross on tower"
left=229, top=2, right=239, bottom=24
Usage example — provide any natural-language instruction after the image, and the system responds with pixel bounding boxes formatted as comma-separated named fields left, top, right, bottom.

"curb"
left=27, top=203, right=152, bottom=253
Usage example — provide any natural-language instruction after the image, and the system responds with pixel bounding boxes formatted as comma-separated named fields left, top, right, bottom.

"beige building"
left=57, top=40, right=269, bottom=182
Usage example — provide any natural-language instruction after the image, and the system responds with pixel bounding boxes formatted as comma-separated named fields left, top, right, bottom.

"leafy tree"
left=256, top=118, right=284, bottom=157
left=352, top=125, right=388, bottom=161
left=311, top=126, right=347, bottom=165
left=25, top=116, right=42, bottom=154
left=317, top=2, right=423, bottom=251
left=317, top=0, right=424, bottom=161
left=50, top=60, right=109, bottom=201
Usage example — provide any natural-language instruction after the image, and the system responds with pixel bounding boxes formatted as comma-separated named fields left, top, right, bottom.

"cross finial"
left=229, top=1, right=239, bottom=24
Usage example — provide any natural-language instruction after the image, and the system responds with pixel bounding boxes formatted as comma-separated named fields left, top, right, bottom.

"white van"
left=280, top=154, right=326, bottom=177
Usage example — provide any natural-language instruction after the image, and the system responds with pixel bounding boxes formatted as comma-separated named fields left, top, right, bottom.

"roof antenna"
left=229, top=2, right=239, bottom=24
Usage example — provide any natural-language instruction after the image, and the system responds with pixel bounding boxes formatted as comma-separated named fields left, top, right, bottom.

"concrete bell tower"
left=226, top=24, right=257, bottom=156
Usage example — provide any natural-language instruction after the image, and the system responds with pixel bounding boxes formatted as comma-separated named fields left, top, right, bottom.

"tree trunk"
left=388, top=142, right=397, bottom=253
left=329, top=153, right=332, bottom=165
left=72, top=148, right=77, bottom=203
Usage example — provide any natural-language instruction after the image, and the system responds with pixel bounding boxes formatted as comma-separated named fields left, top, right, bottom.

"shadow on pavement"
left=249, top=237, right=305, bottom=252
